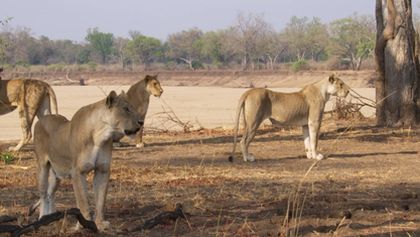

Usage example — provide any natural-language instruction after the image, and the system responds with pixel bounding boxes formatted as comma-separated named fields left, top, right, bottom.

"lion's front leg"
left=93, top=144, right=112, bottom=231
left=308, top=120, right=324, bottom=160
left=302, top=125, right=312, bottom=159
left=93, top=164, right=111, bottom=230
left=135, top=125, right=145, bottom=148
left=71, top=168, right=92, bottom=222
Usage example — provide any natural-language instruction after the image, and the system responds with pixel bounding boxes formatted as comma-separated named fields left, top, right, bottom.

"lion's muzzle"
left=124, top=127, right=140, bottom=136
left=124, top=120, right=143, bottom=136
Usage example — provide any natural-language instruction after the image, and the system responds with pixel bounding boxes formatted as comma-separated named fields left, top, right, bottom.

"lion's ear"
left=106, top=91, right=118, bottom=108
left=329, top=74, right=336, bottom=83
left=144, top=75, right=152, bottom=83
left=119, top=90, right=126, bottom=98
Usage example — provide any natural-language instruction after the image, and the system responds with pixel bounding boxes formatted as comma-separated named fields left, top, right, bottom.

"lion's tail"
left=46, top=84, right=58, bottom=114
left=228, top=92, right=247, bottom=162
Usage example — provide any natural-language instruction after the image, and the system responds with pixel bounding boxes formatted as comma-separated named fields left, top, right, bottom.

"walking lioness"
left=0, top=79, right=58, bottom=151
left=229, top=75, right=349, bottom=162
left=125, top=74, right=163, bottom=147
left=33, top=91, right=142, bottom=231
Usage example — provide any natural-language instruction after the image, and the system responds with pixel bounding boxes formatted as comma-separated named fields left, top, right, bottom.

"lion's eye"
left=123, top=107, right=130, bottom=113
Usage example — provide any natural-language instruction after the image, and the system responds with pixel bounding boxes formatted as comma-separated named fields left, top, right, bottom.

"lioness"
left=125, top=74, right=163, bottom=147
left=33, top=91, right=142, bottom=231
left=0, top=78, right=58, bottom=151
left=229, top=75, right=349, bottom=162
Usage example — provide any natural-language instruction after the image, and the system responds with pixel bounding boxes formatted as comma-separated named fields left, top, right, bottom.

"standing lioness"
left=229, top=75, right=349, bottom=162
left=33, top=91, right=142, bottom=230
left=125, top=75, right=163, bottom=147
left=0, top=79, right=58, bottom=151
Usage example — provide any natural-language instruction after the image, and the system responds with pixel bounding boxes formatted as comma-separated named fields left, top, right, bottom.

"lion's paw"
left=136, top=142, right=145, bottom=148
left=96, top=220, right=111, bottom=231
left=314, top=153, right=324, bottom=160
left=245, top=154, right=256, bottom=162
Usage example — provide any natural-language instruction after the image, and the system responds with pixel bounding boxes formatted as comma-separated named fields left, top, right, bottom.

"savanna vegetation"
left=0, top=13, right=377, bottom=72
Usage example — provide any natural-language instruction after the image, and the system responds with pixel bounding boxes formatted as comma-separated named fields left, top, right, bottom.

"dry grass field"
left=0, top=122, right=419, bottom=236
left=1, top=72, right=419, bottom=236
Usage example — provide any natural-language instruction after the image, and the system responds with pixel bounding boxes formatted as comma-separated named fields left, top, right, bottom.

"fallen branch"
left=0, top=208, right=98, bottom=237
left=0, top=215, right=17, bottom=224
left=129, top=203, right=186, bottom=232
left=153, top=99, right=194, bottom=133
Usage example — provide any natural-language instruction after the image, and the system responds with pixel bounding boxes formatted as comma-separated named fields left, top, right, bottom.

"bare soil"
left=1, top=121, right=420, bottom=236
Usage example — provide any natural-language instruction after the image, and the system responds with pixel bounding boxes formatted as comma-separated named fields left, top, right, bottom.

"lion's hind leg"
left=11, top=103, right=38, bottom=151
left=240, top=112, right=265, bottom=162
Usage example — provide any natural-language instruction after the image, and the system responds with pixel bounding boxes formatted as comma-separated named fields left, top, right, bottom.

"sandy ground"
left=0, top=86, right=375, bottom=141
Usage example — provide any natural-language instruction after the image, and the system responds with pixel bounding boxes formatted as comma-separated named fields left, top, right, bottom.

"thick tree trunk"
left=375, top=0, right=420, bottom=126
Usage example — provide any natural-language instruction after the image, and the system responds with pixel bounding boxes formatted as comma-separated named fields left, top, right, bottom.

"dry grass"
left=0, top=121, right=420, bottom=236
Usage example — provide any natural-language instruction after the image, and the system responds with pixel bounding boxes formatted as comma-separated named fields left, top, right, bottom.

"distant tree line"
left=0, top=13, right=377, bottom=71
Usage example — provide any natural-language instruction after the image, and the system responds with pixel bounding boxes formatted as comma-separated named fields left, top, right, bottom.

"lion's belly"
left=270, top=104, right=309, bottom=126
left=49, top=157, right=72, bottom=179
left=270, top=114, right=308, bottom=126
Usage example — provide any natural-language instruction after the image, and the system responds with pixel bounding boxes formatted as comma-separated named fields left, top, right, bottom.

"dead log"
left=0, top=215, right=17, bottom=224
left=129, top=203, right=186, bottom=232
left=0, top=208, right=97, bottom=237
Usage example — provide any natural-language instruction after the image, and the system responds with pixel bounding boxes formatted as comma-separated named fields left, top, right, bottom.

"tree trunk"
left=375, top=0, right=420, bottom=126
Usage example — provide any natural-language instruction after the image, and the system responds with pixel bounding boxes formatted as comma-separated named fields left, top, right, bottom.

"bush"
left=291, top=60, right=309, bottom=72
left=1, top=151, right=15, bottom=164
left=191, top=60, right=204, bottom=70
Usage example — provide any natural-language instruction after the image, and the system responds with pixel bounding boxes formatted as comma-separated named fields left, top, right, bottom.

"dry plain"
left=1, top=73, right=420, bottom=236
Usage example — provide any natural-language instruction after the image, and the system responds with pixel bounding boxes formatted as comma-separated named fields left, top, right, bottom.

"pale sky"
left=1, top=0, right=420, bottom=42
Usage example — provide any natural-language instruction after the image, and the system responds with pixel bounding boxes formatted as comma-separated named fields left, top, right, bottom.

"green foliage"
left=329, top=14, right=375, bottom=70
left=191, top=60, right=204, bottom=70
left=126, top=35, right=162, bottom=68
left=291, top=60, right=308, bottom=72
left=167, top=28, right=204, bottom=61
left=85, top=28, right=114, bottom=64
left=1, top=151, right=15, bottom=164
left=77, top=48, right=91, bottom=64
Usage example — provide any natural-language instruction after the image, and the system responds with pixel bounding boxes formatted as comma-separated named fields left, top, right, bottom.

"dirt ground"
left=1, top=72, right=419, bottom=236
left=0, top=120, right=420, bottom=236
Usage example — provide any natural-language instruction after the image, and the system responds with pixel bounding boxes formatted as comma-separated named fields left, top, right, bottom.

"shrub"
left=0, top=151, right=15, bottom=164
left=291, top=60, right=309, bottom=72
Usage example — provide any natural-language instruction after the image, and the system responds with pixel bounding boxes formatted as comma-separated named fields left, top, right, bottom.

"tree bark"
left=375, top=0, right=420, bottom=126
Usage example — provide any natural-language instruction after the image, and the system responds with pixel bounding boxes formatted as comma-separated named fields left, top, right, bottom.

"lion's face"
left=105, top=91, right=143, bottom=137
left=326, top=75, right=349, bottom=98
left=145, top=75, right=163, bottom=97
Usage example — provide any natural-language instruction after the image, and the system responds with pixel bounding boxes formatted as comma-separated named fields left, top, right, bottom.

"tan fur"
left=33, top=91, right=142, bottom=231
left=229, top=75, right=350, bottom=162
left=0, top=79, right=58, bottom=151
left=125, top=75, right=163, bottom=148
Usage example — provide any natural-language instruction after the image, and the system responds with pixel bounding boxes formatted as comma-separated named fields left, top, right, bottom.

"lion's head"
left=145, top=75, right=163, bottom=97
left=326, top=74, right=349, bottom=98
left=105, top=91, right=143, bottom=137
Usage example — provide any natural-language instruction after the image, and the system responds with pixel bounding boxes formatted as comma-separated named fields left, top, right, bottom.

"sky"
left=1, top=0, right=420, bottom=42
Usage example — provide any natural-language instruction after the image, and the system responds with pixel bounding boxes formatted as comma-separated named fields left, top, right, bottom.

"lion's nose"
left=138, top=120, right=144, bottom=126
left=160, top=90, right=163, bottom=94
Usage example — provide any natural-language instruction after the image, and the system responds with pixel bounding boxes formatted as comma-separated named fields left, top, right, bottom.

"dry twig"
left=0, top=208, right=98, bottom=237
